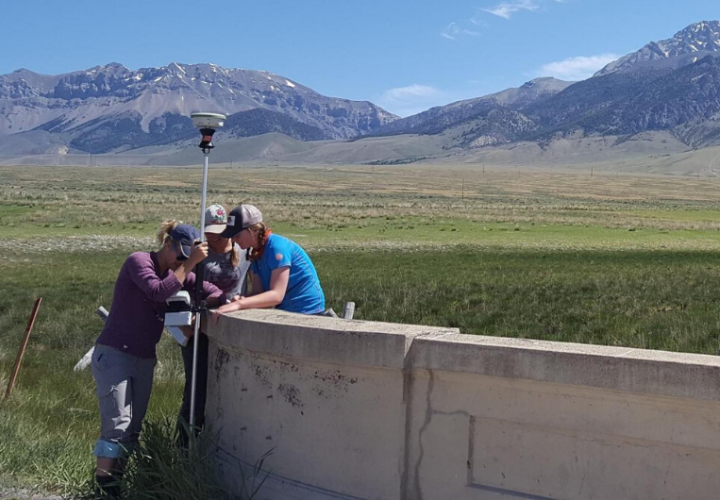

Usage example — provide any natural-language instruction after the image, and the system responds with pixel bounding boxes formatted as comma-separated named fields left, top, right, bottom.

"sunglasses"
left=175, top=246, right=188, bottom=262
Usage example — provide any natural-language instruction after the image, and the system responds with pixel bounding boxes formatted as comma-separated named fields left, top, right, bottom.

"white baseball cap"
left=204, top=204, right=228, bottom=234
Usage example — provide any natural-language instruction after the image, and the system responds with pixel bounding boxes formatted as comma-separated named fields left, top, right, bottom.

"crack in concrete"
left=411, top=369, right=435, bottom=500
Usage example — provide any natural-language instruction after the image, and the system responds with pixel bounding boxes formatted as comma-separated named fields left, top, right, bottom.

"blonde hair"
left=231, top=245, right=240, bottom=268
left=156, top=219, right=180, bottom=248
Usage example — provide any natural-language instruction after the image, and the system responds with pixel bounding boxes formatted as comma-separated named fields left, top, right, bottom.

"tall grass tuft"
left=121, top=418, right=228, bottom=500
left=71, top=417, right=248, bottom=500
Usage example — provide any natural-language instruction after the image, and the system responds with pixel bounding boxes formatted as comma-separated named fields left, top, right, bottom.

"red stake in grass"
left=4, top=297, right=42, bottom=400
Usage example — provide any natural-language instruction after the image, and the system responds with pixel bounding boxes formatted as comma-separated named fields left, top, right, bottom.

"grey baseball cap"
left=220, top=204, right=263, bottom=238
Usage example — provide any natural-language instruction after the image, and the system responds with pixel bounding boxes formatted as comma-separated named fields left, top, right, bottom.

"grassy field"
left=3, top=164, right=720, bottom=496
left=5, top=165, right=720, bottom=245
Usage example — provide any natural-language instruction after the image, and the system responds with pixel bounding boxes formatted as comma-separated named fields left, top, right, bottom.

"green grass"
left=0, top=251, right=186, bottom=494
left=3, top=248, right=720, bottom=495
left=316, top=249, right=720, bottom=353
left=94, top=418, right=239, bottom=500
left=3, top=248, right=719, bottom=360
left=629, top=208, right=720, bottom=222
left=5, top=165, right=720, bottom=495
left=0, top=342, right=186, bottom=494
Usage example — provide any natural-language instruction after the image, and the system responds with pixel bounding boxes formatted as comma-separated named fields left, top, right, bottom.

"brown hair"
left=247, top=222, right=268, bottom=262
left=156, top=219, right=179, bottom=248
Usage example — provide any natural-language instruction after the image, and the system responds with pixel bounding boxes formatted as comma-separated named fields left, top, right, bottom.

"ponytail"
left=157, top=219, right=179, bottom=249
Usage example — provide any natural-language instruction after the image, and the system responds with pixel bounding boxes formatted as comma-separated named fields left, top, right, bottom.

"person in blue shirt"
left=212, top=204, right=325, bottom=318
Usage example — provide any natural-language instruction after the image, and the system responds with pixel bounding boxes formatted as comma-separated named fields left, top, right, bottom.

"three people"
left=91, top=221, right=223, bottom=496
left=91, top=204, right=324, bottom=496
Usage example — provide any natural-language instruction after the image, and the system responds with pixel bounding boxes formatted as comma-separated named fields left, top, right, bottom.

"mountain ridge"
left=0, top=62, right=397, bottom=153
left=595, top=20, right=720, bottom=76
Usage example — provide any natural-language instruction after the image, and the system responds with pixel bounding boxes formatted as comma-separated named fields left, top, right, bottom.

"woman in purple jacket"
left=91, top=221, right=222, bottom=497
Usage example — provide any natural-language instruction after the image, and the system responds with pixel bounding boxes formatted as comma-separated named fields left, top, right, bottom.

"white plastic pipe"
left=74, top=307, right=109, bottom=372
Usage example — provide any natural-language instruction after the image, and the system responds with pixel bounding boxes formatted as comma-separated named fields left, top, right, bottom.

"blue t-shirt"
left=251, top=234, right=325, bottom=314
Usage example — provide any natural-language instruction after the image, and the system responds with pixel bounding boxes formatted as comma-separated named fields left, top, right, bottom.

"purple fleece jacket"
left=96, top=251, right=222, bottom=359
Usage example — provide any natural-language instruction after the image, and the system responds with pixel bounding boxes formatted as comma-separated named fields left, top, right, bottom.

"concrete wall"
left=205, top=310, right=720, bottom=500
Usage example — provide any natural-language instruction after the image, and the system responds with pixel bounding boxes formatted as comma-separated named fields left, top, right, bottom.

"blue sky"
left=3, top=0, right=719, bottom=116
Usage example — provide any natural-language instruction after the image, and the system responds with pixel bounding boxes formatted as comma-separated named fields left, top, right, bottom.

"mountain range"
left=0, top=63, right=396, bottom=154
left=1, top=20, right=720, bottom=167
left=365, top=20, right=720, bottom=152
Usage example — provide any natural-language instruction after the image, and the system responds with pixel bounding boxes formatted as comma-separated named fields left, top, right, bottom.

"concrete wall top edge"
left=206, top=310, right=720, bottom=401
left=411, top=333, right=720, bottom=402
left=221, top=309, right=459, bottom=336
left=427, top=333, right=720, bottom=365
left=206, top=309, right=458, bottom=369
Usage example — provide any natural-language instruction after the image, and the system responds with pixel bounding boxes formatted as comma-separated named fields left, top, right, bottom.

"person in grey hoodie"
left=91, top=220, right=223, bottom=497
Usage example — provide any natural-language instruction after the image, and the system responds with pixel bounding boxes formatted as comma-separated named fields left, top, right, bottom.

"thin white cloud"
left=441, top=22, right=480, bottom=41
left=537, top=53, right=619, bottom=81
left=377, top=84, right=449, bottom=117
left=480, top=0, right=570, bottom=20
left=383, top=84, right=438, bottom=100
left=482, top=0, right=539, bottom=19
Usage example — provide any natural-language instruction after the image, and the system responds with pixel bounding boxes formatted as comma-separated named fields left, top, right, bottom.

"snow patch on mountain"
left=596, top=20, right=720, bottom=76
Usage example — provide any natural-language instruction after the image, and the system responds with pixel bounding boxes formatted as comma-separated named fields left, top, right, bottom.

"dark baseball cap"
left=169, top=223, right=201, bottom=258
left=220, top=204, right=263, bottom=238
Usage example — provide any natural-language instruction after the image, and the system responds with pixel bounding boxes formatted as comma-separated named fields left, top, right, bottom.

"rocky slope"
left=372, top=77, right=571, bottom=139
left=595, top=20, right=720, bottom=76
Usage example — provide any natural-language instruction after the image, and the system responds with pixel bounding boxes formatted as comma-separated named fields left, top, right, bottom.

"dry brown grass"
left=3, top=165, right=720, bottom=242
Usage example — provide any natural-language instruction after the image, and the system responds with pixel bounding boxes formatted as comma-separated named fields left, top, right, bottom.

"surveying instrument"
left=188, top=112, right=226, bottom=429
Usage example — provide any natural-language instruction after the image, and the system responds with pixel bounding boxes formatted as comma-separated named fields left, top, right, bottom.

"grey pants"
left=91, top=344, right=156, bottom=459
